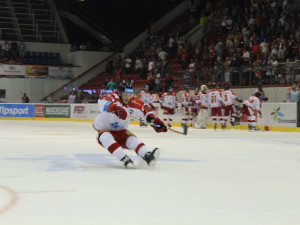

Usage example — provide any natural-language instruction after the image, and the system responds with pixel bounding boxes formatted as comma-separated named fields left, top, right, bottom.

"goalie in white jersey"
left=195, top=85, right=209, bottom=129
left=222, top=85, right=243, bottom=127
left=93, top=83, right=167, bottom=168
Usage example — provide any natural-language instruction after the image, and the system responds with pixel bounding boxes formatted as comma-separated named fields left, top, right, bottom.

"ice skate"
left=248, top=124, right=252, bottom=131
left=121, top=155, right=136, bottom=169
left=143, top=148, right=160, bottom=168
left=139, top=121, right=147, bottom=127
left=230, top=121, right=235, bottom=127
left=253, top=126, right=260, bottom=131
left=200, top=125, right=207, bottom=129
left=222, top=123, right=226, bottom=130
left=214, top=123, right=217, bottom=131
left=168, top=122, right=172, bottom=128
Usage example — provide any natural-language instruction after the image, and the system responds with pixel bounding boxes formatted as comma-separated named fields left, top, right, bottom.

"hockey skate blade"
left=149, top=148, right=161, bottom=168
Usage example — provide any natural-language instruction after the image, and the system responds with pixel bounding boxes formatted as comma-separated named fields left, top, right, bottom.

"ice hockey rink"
left=0, top=119, right=300, bottom=225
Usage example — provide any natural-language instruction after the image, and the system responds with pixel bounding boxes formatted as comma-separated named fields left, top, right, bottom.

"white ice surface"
left=0, top=120, right=300, bottom=225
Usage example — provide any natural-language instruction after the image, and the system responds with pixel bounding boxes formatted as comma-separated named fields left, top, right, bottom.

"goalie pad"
left=195, top=108, right=208, bottom=128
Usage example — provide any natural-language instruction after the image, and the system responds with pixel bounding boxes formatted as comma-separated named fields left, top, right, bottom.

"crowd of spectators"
left=99, top=0, right=300, bottom=92
left=0, top=40, right=25, bottom=63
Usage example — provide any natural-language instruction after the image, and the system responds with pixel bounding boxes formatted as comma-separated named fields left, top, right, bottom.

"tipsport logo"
left=270, top=107, right=284, bottom=122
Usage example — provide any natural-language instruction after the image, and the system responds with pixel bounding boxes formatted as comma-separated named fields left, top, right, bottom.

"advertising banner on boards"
left=0, top=104, right=34, bottom=117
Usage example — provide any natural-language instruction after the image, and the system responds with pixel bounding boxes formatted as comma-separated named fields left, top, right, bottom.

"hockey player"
left=138, top=85, right=155, bottom=126
left=181, top=86, right=191, bottom=126
left=160, top=87, right=178, bottom=127
left=138, top=85, right=155, bottom=108
left=93, top=83, right=167, bottom=169
left=222, top=85, right=243, bottom=127
left=195, top=85, right=209, bottom=129
left=242, top=91, right=262, bottom=131
left=208, top=83, right=225, bottom=130
left=190, top=88, right=200, bottom=127
left=255, top=84, right=268, bottom=102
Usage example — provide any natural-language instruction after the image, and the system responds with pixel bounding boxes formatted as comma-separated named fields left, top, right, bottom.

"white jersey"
left=138, top=91, right=153, bottom=105
left=222, top=90, right=238, bottom=106
left=243, top=96, right=261, bottom=112
left=196, top=92, right=209, bottom=108
left=208, top=89, right=223, bottom=108
left=160, top=92, right=177, bottom=109
left=151, top=93, right=159, bottom=103
left=190, top=92, right=199, bottom=109
left=93, top=92, right=153, bottom=131
left=181, top=92, right=190, bottom=108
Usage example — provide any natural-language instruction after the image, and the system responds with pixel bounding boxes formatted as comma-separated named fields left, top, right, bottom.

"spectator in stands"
left=22, top=93, right=29, bottom=103
left=164, top=73, right=174, bottom=91
left=10, top=41, right=18, bottom=62
left=124, top=56, right=132, bottom=75
left=286, top=83, right=300, bottom=102
left=18, top=41, right=25, bottom=59
left=154, top=69, right=161, bottom=92
left=0, top=95, right=6, bottom=103
left=2, top=41, right=9, bottom=62
left=135, top=56, right=143, bottom=73
left=79, top=43, right=86, bottom=50
left=106, top=78, right=116, bottom=90
left=68, top=91, right=76, bottom=103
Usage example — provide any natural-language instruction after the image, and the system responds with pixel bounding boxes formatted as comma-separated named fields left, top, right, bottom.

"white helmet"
left=200, top=85, right=208, bottom=92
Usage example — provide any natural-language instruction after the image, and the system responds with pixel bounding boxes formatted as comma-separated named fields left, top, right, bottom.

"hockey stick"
left=129, top=115, right=188, bottom=135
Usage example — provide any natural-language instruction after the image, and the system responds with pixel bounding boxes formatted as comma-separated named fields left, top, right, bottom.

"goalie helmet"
left=200, top=85, right=208, bottom=92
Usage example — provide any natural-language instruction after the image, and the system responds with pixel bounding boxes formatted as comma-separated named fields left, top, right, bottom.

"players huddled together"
left=136, top=83, right=267, bottom=132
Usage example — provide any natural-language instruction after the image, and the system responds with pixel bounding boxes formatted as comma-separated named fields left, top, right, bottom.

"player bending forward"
left=242, top=91, right=262, bottom=131
left=222, top=85, right=243, bottom=127
left=93, top=83, right=167, bottom=169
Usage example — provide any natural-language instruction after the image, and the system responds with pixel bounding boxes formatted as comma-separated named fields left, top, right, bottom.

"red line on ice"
left=0, top=185, right=18, bottom=215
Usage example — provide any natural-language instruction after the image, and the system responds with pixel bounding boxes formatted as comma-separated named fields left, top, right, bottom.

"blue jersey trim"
left=103, top=102, right=111, bottom=112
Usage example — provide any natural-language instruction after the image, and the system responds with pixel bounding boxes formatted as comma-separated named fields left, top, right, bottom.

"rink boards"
left=0, top=102, right=299, bottom=132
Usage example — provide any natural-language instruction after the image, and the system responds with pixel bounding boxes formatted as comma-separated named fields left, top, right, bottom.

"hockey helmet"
left=117, top=82, right=133, bottom=94
left=211, top=83, right=217, bottom=88
left=254, top=90, right=261, bottom=97
left=200, top=85, right=208, bottom=92
left=224, top=85, right=229, bottom=90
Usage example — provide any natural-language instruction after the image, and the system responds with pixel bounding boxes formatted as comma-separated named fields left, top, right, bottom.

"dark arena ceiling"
left=54, top=0, right=184, bottom=50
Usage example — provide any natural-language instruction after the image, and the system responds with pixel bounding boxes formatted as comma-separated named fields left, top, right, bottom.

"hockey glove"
left=146, top=115, right=167, bottom=133
left=108, top=104, right=127, bottom=120
left=263, top=97, right=268, bottom=101
left=237, top=98, right=243, bottom=103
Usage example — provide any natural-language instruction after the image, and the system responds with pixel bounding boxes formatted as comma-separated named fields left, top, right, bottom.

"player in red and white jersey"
left=195, top=85, right=209, bottom=129
left=138, top=85, right=155, bottom=126
left=160, top=87, right=178, bottom=127
left=138, top=85, right=155, bottom=108
left=181, top=86, right=191, bottom=126
left=189, top=88, right=200, bottom=126
left=151, top=92, right=160, bottom=103
left=222, top=85, right=243, bottom=127
left=242, top=91, right=262, bottom=131
left=208, top=83, right=225, bottom=130
left=93, top=83, right=167, bottom=169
